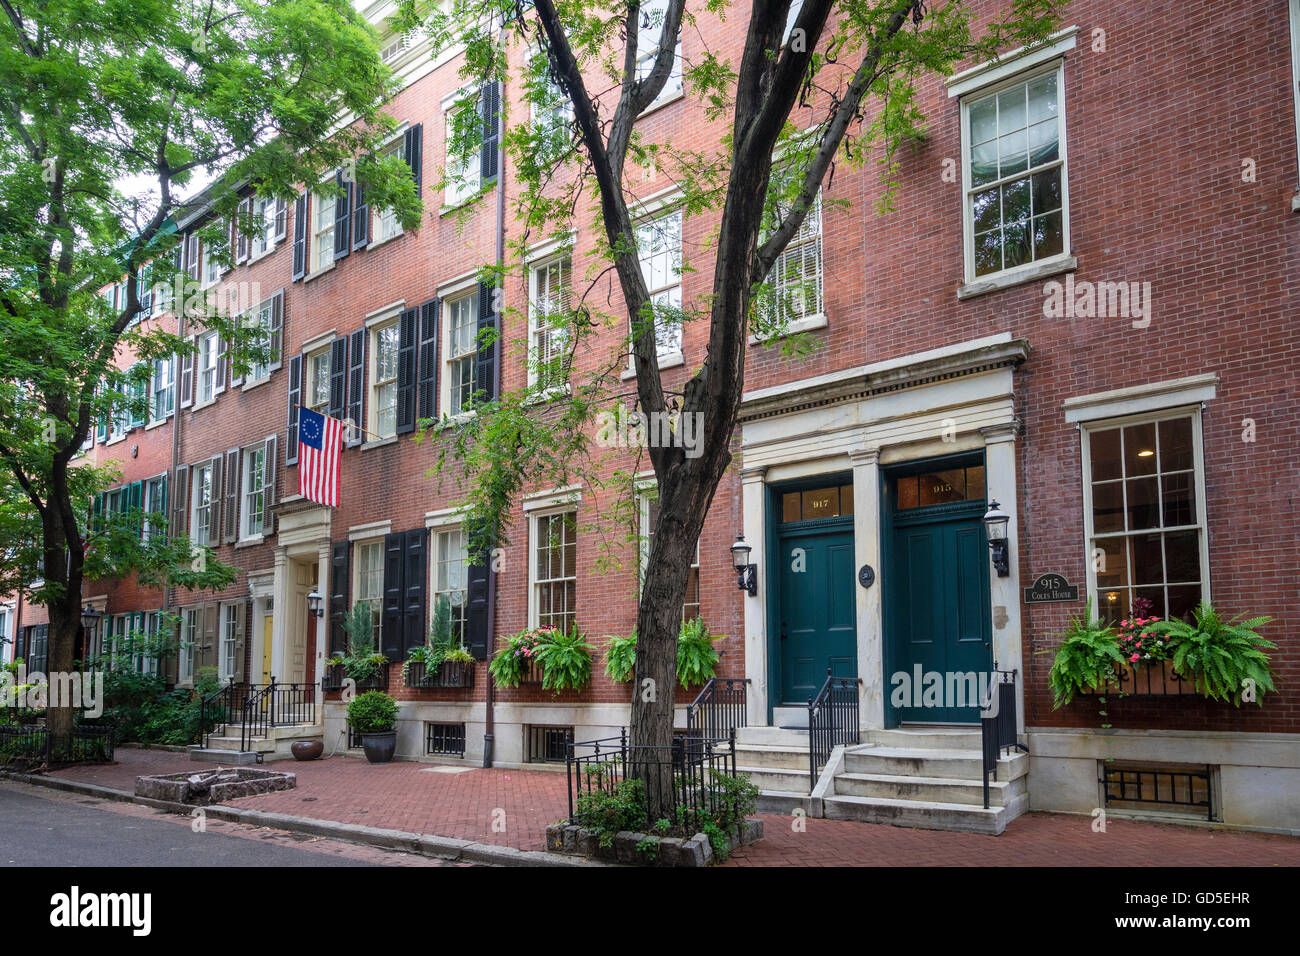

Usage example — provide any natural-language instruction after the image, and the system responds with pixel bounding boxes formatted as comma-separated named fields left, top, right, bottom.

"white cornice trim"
left=1063, top=374, right=1219, bottom=424
left=946, top=25, right=1080, bottom=98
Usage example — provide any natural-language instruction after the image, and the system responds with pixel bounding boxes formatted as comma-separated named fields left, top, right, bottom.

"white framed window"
left=374, top=138, right=408, bottom=243
left=635, top=210, right=683, bottom=359
left=432, top=529, right=469, bottom=645
left=961, top=62, right=1068, bottom=282
left=251, top=195, right=277, bottom=258
left=379, top=31, right=413, bottom=63
left=190, top=462, right=213, bottom=546
left=196, top=330, right=220, bottom=404
left=635, top=0, right=683, bottom=106
left=240, top=443, right=266, bottom=540
left=151, top=356, right=174, bottom=421
left=307, top=346, right=331, bottom=415
left=246, top=299, right=276, bottom=383
left=135, top=612, right=160, bottom=676
left=529, top=255, right=571, bottom=390
left=1081, top=408, right=1209, bottom=627
left=219, top=604, right=238, bottom=682
left=444, top=95, right=482, bottom=207
left=765, top=190, right=823, bottom=326
left=639, top=492, right=700, bottom=621
left=202, top=242, right=222, bottom=288
left=142, top=474, right=166, bottom=542
left=528, top=48, right=573, bottom=155
left=354, top=540, right=384, bottom=647
left=312, top=188, right=336, bottom=272
left=445, top=292, right=478, bottom=416
left=180, top=608, right=196, bottom=684
left=370, top=320, right=400, bottom=438
left=530, top=509, right=577, bottom=633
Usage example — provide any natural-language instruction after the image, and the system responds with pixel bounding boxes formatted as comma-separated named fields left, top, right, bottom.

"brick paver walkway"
left=48, top=748, right=1300, bottom=865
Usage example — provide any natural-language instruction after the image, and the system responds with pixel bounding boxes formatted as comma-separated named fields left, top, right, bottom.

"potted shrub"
left=347, top=690, right=399, bottom=763
left=1151, top=602, right=1276, bottom=705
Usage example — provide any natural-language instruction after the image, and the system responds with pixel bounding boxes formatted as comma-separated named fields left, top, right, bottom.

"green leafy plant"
left=403, top=597, right=473, bottom=682
left=603, top=631, right=637, bottom=683
left=676, top=618, right=724, bottom=688
left=347, top=690, right=398, bottom=734
left=489, top=627, right=549, bottom=688
left=328, top=603, right=389, bottom=684
left=1041, top=600, right=1124, bottom=708
left=535, top=625, right=594, bottom=692
left=1151, top=602, right=1276, bottom=705
left=572, top=778, right=646, bottom=848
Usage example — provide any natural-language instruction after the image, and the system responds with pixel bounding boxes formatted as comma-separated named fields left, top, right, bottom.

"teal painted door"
left=778, top=528, right=856, bottom=705
left=887, top=514, right=992, bottom=723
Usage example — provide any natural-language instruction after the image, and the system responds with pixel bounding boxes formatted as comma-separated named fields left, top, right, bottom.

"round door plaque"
left=858, top=565, right=875, bottom=588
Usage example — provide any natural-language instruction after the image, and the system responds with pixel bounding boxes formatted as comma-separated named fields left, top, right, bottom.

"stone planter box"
left=545, top=817, right=763, bottom=866
left=135, top=768, right=296, bottom=806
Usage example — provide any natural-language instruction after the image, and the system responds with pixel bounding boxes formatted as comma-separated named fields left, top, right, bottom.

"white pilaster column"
left=850, top=448, right=884, bottom=731
left=270, top=548, right=289, bottom=682
left=981, top=421, right=1025, bottom=729
left=740, top=464, right=768, bottom=726
left=316, top=544, right=330, bottom=687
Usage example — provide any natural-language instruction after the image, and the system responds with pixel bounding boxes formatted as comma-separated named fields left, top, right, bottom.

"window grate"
left=425, top=722, right=466, bottom=757
left=526, top=725, right=573, bottom=764
left=1102, top=764, right=1215, bottom=821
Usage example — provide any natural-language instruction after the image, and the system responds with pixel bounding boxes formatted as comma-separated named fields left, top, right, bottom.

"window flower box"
left=404, top=658, right=476, bottom=689
left=321, top=661, right=389, bottom=693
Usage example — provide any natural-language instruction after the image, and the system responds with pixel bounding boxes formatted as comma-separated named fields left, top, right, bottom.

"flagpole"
left=296, top=404, right=385, bottom=443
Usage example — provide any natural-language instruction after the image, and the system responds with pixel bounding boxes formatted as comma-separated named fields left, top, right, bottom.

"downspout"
left=165, top=290, right=185, bottom=687
left=482, top=26, right=507, bottom=770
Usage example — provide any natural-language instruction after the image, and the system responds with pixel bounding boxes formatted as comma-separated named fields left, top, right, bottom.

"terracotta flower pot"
left=291, top=739, right=323, bottom=761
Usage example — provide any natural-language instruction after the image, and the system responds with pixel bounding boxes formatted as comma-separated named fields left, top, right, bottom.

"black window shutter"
left=465, top=547, right=491, bottom=660
left=381, top=532, right=404, bottom=661
left=328, top=335, right=348, bottom=421
left=475, top=280, right=497, bottom=402
left=171, top=465, right=189, bottom=539
left=402, top=529, right=427, bottom=655
left=333, top=171, right=351, bottom=260
left=352, top=183, right=369, bottom=251
left=286, top=353, right=302, bottom=465
left=223, top=447, right=240, bottom=544
left=396, top=307, right=418, bottom=434
left=346, top=328, right=365, bottom=447
left=480, top=82, right=501, bottom=184
left=417, top=299, right=440, bottom=422
left=329, top=541, right=350, bottom=656
left=403, top=123, right=423, bottom=199
left=291, top=192, right=307, bottom=281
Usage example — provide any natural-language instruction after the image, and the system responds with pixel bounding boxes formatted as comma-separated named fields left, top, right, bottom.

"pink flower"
left=1129, top=653, right=1140, bottom=662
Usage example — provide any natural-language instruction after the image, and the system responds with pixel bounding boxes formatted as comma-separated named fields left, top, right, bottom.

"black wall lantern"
left=80, top=604, right=102, bottom=657
left=730, top=535, right=757, bottom=595
left=306, top=590, right=325, bottom=619
left=982, top=499, right=1011, bottom=578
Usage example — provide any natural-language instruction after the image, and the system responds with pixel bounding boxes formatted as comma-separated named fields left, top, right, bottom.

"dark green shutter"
left=480, top=82, right=500, bottom=183
left=332, top=170, right=351, bottom=260
left=475, top=281, right=497, bottom=402
left=381, top=532, right=404, bottom=661
left=396, top=307, right=418, bottom=434
left=465, top=547, right=491, bottom=660
left=346, top=329, right=365, bottom=447
left=286, top=353, right=302, bottom=465
left=417, top=299, right=439, bottom=422
left=328, top=335, right=347, bottom=421
left=291, top=192, right=308, bottom=281
left=403, top=124, right=423, bottom=199
left=402, top=529, right=427, bottom=655
left=329, top=541, right=350, bottom=656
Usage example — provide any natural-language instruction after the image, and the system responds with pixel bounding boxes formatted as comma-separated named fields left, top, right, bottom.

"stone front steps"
left=189, top=723, right=322, bottom=764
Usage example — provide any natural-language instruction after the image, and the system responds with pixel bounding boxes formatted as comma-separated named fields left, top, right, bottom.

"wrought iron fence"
left=981, top=665, right=1028, bottom=809
left=686, top=677, right=749, bottom=741
left=405, top=659, right=475, bottom=689
left=199, top=679, right=250, bottom=744
left=565, top=729, right=738, bottom=833
left=0, top=724, right=114, bottom=766
left=239, top=678, right=317, bottom=752
left=808, top=669, right=861, bottom=788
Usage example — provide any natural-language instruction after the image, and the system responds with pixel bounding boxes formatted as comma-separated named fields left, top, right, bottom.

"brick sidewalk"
left=49, top=749, right=1300, bottom=865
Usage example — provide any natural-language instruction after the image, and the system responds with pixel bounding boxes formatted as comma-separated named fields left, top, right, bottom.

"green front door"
left=885, top=460, right=993, bottom=724
left=778, top=526, right=857, bottom=705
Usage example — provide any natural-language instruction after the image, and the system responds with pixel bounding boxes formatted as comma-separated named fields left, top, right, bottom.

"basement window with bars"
left=426, top=722, right=467, bottom=757
left=1101, top=761, right=1217, bottom=821
left=526, top=725, right=573, bottom=764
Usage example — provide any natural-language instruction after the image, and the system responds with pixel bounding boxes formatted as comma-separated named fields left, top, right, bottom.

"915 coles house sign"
left=1023, top=573, right=1080, bottom=604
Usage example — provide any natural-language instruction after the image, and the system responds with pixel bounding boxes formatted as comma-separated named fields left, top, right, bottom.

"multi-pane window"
left=203, top=241, right=222, bottom=287
left=241, top=444, right=266, bottom=539
left=444, top=98, right=482, bottom=207
left=196, top=331, right=219, bottom=404
left=251, top=195, right=276, bottom=258
left=190, top=463, right=212, bottom=546
left=307, top=348, right=331, bottom=415
left=529, top=50, right=573, bottom=158
left=1084, top=412, right=1207, bottom=626
left=313, top=189, right=336, bottom=271
left=25, top=624, right=49, bottom=675
left=372, top=322, right=400, bottom=438
left=530, top=256, right=570, bottom=390
left=220, top=604, right=238, bottom=682
left=143, top=475, right=166, bottom=542
left=533, top=510, right=577, bottom=633
left=179, top=609, right=196, bottom=683
left=964, top=66, right=1066, bottom=279
left=246, top=300, right=275, bottom=382
left=446, top=293, right=478, bottom=415
left=635, top=211, right=683, bottom=358
left=635, top=0, right=683, bottom=104
left=375, top=139, right=408, bottom=243
left=766, top=191, right=823, bottom=324
left=433, top=529, right=469, bottom=645
left=152, top=356, right=174, bottom=420
left=355, top=541, right=384, bottom=646
left=640, top=495, right=700, bottom=621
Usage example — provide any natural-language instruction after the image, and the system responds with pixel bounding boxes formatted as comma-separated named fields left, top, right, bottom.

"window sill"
left=247, top=244, right=278, bottom=266
left=104, top=436, right=126, bottom=447
left=621, top=350, right=685, bottom=381
left=241, top=375, right=271, bottom=393
left=192, top=396, right=217, bottom=412
left=304, top=262, right=336, bottom=283
left=361, top=435, right=398, bottom=451
left=437, top=411, right=478, bottom=431
left=525, top=383, right=572, bottom=406
left=368, top=228, right=403, bottom=251
left=638, top=87, right=685, bottom=120
left=956, top=254, right=1077, bottom=301
left=748, top=313, right=828, bottom=345
left=440, top=183, right=495, bottom=218
left=235, top=535, right=265, bottom=549
left=145, top=417, right=170, bottom=431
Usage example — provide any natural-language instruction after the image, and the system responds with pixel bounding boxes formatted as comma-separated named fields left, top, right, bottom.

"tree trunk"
left=45, top=597, right=80, bottom=749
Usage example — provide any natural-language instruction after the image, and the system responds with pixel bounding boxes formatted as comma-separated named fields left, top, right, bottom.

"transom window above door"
left=780, top=482, right=853, bottom=522
left=894, top=465, right=986, bottom=510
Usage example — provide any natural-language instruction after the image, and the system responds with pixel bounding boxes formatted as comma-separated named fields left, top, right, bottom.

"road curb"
left=2, top=771, right=605, bottom=867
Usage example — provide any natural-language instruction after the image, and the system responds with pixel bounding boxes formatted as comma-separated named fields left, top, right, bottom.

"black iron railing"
left=981, top=665, right=1028, bottom=809
left=239, top=678, right=317, bottom=753
left=199, top=678, right=250, bottom=745
left=566, top=729, right=738, bottom=832
left=1102, top=764, right=1214, bottom=821
left=0, top=724, right=114, bottom=766
left=405, top=659, right=475, bottom=689
left=808, top=669, right=861, bottom=788
left=686, top=677, right=749, bottom=741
